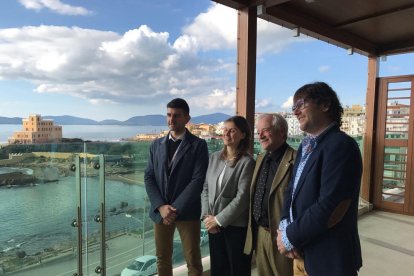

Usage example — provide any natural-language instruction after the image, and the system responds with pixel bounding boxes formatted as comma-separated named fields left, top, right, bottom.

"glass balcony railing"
left=0, top=141, right=211, bottom=276
left=0, top=136, right=364, bottom=275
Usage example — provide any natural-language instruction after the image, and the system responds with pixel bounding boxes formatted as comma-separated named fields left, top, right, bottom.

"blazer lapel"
left=159, top=136, right=169, bottom=196
left=160, top=136, right=169, bottom=173
left=292, top=125, right=338, bottom=201
left=292, top=148, right=318, bottom=202
left=270, top=148, right=293, bottom=195
left=169, top=134, right=192, bottom=175
left=251, top=154, right=265, bottom=195
left=209, top=160, right=223, bottom=207
left=215, top=164, right=235, bottom=201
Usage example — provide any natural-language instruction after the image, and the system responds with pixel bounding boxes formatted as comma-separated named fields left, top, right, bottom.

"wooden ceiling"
left=213, top=0, right=414, bottom=56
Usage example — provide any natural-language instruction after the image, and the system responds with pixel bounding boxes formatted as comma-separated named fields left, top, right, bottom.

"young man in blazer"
left=244, top=113, right=296, bottom=276
left=277, top=82, right=363, bottom=276
left=144, top=98, right=209, bottom=276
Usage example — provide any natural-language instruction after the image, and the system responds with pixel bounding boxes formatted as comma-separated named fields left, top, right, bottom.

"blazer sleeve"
left=281, top=146, right=302, bottom=221
left=286, top=136, right=362, bottom=248
left=172, top=139, right=209, bottom=214
left=144, top=141, right=166, bottom=220
left=200, top=152, right=213, bottom=220
left=215, top=157, right=255, bottom=227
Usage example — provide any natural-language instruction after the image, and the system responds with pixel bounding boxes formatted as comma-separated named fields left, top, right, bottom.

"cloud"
left=0, top=3, right=305, bottom=115
left=386, top=65, right=401, bottom=72
left=255, top=98, right=272, bottom=108
left=257, top=20, right=310, bottom=56
left=318, top=65, right=330, bottom=72
left=281, top=96, right=293, bottom=109
left=18, top=0, right=91, bottom=15
left=182, top=4, right=237, bottom=51
left=190, top=88, right=236, bottom=112
left=182, top=3, right=310, bottom=56
left=0, top=25, right=234, bottom=108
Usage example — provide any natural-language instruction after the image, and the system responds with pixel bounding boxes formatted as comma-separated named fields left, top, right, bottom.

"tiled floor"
left=251, top=210, right=414, bottom=276
left=180, top=210, right=414, bottom=276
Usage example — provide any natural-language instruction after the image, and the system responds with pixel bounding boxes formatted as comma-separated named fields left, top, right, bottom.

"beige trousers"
left=154, top=220, right=202, bottom=276
left=255, top=226, right=293, bottom=276
left=293, top=258, right=307, bottom=276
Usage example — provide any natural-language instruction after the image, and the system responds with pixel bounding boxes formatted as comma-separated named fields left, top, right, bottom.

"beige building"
left=341, top=105, right=366, bottom=136
left=187, top=123, right=215, bottom=136
left=8, top=114, right=62, bottom=144
left=133, top=133, right=163, bottom=141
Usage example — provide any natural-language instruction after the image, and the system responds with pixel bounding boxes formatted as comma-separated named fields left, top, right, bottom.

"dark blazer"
left=281, top=126, right=363, bottom=276
left=144, top=129, right=209, bottom=223
left=201, top=151, right=255, bottom=227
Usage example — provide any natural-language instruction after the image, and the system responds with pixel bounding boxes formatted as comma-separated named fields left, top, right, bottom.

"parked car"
left=200, top=229, right=209, bottom=246
left=121, top=255, right=157, bottom=276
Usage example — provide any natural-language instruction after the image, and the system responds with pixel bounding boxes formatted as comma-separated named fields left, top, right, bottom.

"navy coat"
left=282, top=126, right=363, bottom=276
left=144, top=129, right=209, bottom=223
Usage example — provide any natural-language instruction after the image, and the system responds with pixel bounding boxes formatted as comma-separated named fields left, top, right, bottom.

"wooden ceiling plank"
left=379, top=38, right=414, bottom=56
left=248, top=0, right=291, bottom=8
left=334, top=3, right=414, bottom=28
left=266, top=6, right=378, bottom=55
left=213, top=0, right=248, bottom=9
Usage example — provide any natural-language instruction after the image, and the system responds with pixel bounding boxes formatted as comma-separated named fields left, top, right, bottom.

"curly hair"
left=293, top=82, right=343, bottom=126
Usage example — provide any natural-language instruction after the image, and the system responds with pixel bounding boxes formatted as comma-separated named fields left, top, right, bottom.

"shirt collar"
left=305, top=122, right=336, bottom=141
left=267, top=142, right=288, bottom=162
left=169, top=131, right=185, bottom=142
left=301, top=122, right=336, bottom=154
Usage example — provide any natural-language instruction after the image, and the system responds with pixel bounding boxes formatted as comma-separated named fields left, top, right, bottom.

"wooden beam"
left=361, top=56, right=379, bottom=202
left=264, top=5, right=378, bottom=55
left=236, top=6, right=257, bottom=146
left=212, top=0, right=248, bottom=10
left=378, top=38, right=414, bottom=56
left=334, top=3, right=414, bottom=28
left=249, top=0, right=291, bottom=8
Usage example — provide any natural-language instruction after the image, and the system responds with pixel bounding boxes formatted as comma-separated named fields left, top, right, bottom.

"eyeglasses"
left=292, top=98, right=307, bottom=112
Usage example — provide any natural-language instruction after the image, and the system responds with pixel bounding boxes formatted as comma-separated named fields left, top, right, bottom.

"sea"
left=0, top=124, right=167, bottom=256
left=0, top=175, right=148, bottom=256
left=0, top=124, right=168, bottom=144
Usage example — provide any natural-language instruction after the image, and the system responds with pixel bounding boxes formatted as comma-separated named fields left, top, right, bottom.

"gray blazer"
left=201, top=151, right=255, bottom=228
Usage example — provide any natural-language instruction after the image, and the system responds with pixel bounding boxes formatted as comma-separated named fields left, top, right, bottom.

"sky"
left=0, top=0, right=414, bottom=121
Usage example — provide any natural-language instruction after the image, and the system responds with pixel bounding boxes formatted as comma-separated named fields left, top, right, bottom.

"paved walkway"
left=160, top=210, right=414, bottom=276
left=358, top=210, right=414, bottom=276
left=250, top=210, right=414, bottom=276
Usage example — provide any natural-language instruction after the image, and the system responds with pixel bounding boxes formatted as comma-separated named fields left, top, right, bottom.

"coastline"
left=106, top=173, right=144, bottom=186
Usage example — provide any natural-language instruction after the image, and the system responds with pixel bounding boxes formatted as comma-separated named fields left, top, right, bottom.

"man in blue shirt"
left=277, top=82, right=363, bottom=276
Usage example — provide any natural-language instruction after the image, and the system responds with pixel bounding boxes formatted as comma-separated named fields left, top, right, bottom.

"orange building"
left=8, top=114, right=62, bottom=144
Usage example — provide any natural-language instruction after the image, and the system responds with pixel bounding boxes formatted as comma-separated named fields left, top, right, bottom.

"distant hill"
left=99, top=119, right=123, bottom=125
left=43, top=115, right=98, bottom=125
left=123, top=115, right=166, bottom=126
left=0, top=117, right=22, bottom=124
left=0, top=113, right=231, bottom=126
left=191, top=113, right=230, bottom=124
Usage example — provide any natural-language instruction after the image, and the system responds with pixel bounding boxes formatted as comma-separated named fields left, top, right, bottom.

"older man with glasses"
left=244, top=113, right=296, bottom=276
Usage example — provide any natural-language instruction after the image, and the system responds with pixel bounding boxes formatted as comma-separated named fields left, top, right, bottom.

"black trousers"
left=209, top=225, right=251, bottom=276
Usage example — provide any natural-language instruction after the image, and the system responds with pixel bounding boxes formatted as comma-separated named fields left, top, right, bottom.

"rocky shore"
left=0, top=172, right=36, bottom=186
left=0, top=157, right=143, bottom=187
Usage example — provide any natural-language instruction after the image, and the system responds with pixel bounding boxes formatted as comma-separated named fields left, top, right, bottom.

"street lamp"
left=125, top=213, right=145, bottom=256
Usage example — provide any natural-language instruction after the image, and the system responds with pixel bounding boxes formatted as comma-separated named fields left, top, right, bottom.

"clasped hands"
left=276, top=229, right=302, bottom=259
left=158, top=205, right=177, bottom=225
left=203, top=215, right=221, bottom=234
